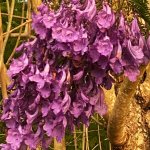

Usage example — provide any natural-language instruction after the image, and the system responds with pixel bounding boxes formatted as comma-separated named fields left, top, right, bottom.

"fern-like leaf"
left=129, top=0, right=150, bottom=25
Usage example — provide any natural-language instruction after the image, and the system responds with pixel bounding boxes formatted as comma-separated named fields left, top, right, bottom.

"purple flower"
left=91, top=68, right=106, bottom=84
left=109, top=42, right=123, bottom=74
left=8, top=53, right=28, bottom=77
left=25, top=133, right=40, bottom=149
left=128, top=37, right=144, bottom=63
left=96, top=36, right=113, bottom=56
left=52, top=26, right=80, bottom=42
left=73, top=38, right=88, bottom=54
left=0, top=144, right=12, bottom=150
left=71, top=101, right=85, bottom=118
left=52, top=124, right=65, bottom=142
left=89, top=45, right=100, bottom=62
left=32, top=14, right=47, bottom=39
left=37, top=3, right=49, bottom=14
left=73, top=70, right=84, bottom=80
left=97, top=3, right=115, bottom=32
left=51, top=101, right=62, bottom=115
left=43, top=12, right=56, bottom=29
left=43, top=117, right=54, bottom=137
left=6, top=129, right=23, bottom=150
left=73, top=0, right=97, bottom=21
left=124, top=65, right=140, bottom=81
left=29, top=64, right=52, bottom=98
left=118, top=13, right=125, bottom=33
left=25, top=108, right=39, bottom=124
left=41, top=100, right=50, bottom=117
left=131, top=18, right=140, bottom=37
left=61, top=91, right=71, bottom=113
left=94, top=88, right=107, bottom=115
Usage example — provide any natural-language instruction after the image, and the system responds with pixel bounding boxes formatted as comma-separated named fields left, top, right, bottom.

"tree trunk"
left=106, top=65, right=150, bottom=150
left=111, top=97, right=149, bottom=150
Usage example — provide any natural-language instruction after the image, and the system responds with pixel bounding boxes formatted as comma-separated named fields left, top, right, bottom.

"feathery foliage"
left=129, top=0, right=150, bottom=26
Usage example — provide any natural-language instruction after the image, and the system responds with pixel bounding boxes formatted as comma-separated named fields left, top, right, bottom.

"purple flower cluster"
left=1, top=0, right=150, bottom=149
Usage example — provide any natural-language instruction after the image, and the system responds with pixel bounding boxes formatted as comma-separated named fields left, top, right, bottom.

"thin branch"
left=85, top=127, right=89, bottom=150
left=66, top=133, right=82, bottom=146
left=73, top=126, right=78, bottom=150
left=91, top=116, right=103, bottom=126
left=27, top=0, right=31, bottom=37
left=109, top=142, right=112, bottom=150
left=2, top=0, right=15, bottom=53
left=6, top=0, right=10, bottom=14
left=97, top=114, right=102, bottom=150
left=91, top=144, right=99, bottom=150
left=4, top=33, right=35, bottom=38
left=1, top=13, right=27, bottom=20
left=6, top=2, right=25, bottom=65
left=82, top=125, right=86, bottom=150
left=2, top=20, right=32, bottom=37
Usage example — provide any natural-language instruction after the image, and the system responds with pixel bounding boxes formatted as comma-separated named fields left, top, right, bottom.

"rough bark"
left=121, top=98, right=149, bottom=150
left=106, top=65, right=150, bottom=149
left=107, top=65, right=147, bottom=146
left=103, top=85, right=116, bottom=122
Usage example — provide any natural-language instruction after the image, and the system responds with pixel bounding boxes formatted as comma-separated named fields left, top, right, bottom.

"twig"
left=66, top=133, right=82, bottom=146
left=2, top=20, right=32, bottom=37
left=85, top=127, right=89, bottom=150
left=109, top=141, right=112, bottom=150
left=6, top=0, right=10, bottom=14
left=91, top=144, right=99, bottom=150
left=97, top=114, right=102, bottom=150
left=73, top=126, right=78, bottom=150
left=1, top=13, right=27, bottom=19
left=82, top=125, right=86, bottom=150
left=6, top=2, right=25, bottom=65
left=4, top=33, right=35, bottom=38
left=27, top=0, right=31, bottom=37
left=2, top=0, right=15, bottom=53
left=91, top=116, right=103, bottom=126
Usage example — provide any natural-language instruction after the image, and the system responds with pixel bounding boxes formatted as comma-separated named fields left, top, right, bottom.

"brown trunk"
left=112, top=98, right=149, bottom=150
left=106, top=65, right=150, bottom=149
left=107, top=66, right=146, bottom=146
left=127, top=99, right=149, bottom=150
